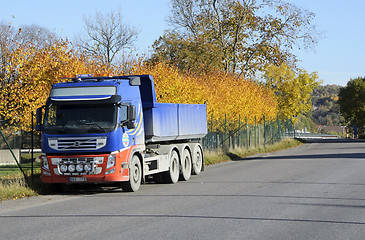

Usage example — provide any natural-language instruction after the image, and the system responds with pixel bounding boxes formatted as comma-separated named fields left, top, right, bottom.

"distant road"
left=1, top=139, right=365, bottom=239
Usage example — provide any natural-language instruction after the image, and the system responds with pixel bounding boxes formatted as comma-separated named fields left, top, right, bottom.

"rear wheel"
left=180, top=148, right=192, bottom=181
left=163, top=150, right=180, bottom=183
left=122, top=155, right=142, bottom=192
left=192, top=144, right=203, bottom=175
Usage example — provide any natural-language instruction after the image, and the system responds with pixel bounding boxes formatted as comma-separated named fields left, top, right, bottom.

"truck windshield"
left=44, top=103, right=117, bottom=134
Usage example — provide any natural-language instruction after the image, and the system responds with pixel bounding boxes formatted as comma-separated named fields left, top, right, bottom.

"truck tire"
left=192, top=144, right=203, bottom=175
left=180, top=148, right=192, bottom=181
left=122, top=155, right=142, bottom=192
left=164, top=150, right=180, bottom=184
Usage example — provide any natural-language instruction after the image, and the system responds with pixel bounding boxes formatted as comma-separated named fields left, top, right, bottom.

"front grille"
left=48, top=137, right=107, bottom=151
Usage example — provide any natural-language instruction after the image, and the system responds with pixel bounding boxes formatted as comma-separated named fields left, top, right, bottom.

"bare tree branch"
left=78, top=8, right=139, bottom=65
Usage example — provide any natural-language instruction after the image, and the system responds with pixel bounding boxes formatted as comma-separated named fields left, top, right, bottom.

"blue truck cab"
left=36, top=74, right=207, bottom=191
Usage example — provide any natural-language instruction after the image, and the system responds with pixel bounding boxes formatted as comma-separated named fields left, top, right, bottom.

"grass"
left=0, top=155, right=43, bottom=201
left=0, top=176, right=37, bottom=200
left=204, top=138, right=302, bottom=165
left=0, top=138, right=302, bottom=201
left=0, top=162, right=41, bottom=176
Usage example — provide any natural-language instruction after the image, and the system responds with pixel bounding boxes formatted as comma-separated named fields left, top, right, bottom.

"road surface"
left=1, top=139, right=365, bottom=239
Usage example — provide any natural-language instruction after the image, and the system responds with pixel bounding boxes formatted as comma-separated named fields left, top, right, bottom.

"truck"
left=35, top=74, right=207, bottom=192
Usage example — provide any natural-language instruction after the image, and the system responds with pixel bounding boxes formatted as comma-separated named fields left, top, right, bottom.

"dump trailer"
left=36, top=74, right=207, bottom=191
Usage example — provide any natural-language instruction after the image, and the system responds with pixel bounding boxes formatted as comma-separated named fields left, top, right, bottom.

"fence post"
left=238, top=115, right=241, bottom=147
left=257, top=118, right=261, bottom=146
left=211, top=113, right=213, bottom=132
left=224, top=114, right=227, bottom=149
left=264, top=116, right=266, bottom=148
left=255, top=116, right=257, bottom=148
left=31, top=111, right=34, bottom=182
left=245, top=116, right=249, bottom=149
left=224, top=113, right=227, bottom=137
left=277, top=115, right=282, bottom=141
left=270, top=117, right=274, bottom=144
left=216, top=134, right=220, bottom=149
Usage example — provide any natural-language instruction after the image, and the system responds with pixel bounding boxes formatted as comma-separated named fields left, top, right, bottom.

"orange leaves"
left=0, top=39, right=115, bottom=131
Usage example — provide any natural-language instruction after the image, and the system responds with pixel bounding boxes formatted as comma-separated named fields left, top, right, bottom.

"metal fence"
left=0, top=120, right=42, bottom=181
left=0, top=115, right=295, bottom=166
left=202, top=115, right=294, bottom=150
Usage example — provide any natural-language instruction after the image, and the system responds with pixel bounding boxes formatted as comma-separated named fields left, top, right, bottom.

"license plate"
left=69, top=177, right=87, bottom=182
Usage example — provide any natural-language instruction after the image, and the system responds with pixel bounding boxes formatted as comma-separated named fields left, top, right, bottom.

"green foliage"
left=338, top=77, right=365, bottom=127
left=311, top=84, right=343, bottom=126
left=296, top=114, right=318, bottom=133
left=152, top=0, right=319, bottom=76
left=150, top=31, right=223, bottom=73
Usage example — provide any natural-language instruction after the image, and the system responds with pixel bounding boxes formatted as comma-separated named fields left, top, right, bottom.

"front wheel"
left=122, top=155, right=142, bottom=192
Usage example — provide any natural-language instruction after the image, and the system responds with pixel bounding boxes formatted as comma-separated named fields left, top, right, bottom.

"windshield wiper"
left=84, top=122, right=107, bottom=133
left=54, top=124, right=70, bottom=134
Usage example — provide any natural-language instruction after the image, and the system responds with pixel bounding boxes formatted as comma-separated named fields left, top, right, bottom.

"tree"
left=0, top=23, right=16, bottom=82
left=311, top=84, right=343, bottom=126
left=77, top=9, right=139, bottom=65
left=338, top=77, right=365, bottom=128
left=1, top=23, right=58, bottom=84
left=151, top=0, right=319, bottom=76
left=0, top=37, right=113, bottom=131
left=150, top=31, right=223, bottom=73
left=17, top=24, right=58, bottom=49
left=263, top=63, right=320, bottom=120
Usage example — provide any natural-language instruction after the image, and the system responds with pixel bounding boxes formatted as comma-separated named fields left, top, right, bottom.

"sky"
left=1, top=0, right=364, bottom=86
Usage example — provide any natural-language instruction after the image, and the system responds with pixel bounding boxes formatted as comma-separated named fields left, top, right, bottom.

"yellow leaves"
left=134, top=61, right=278, bottom=132
left=264, top=63, right=320, bottom=120
left=1, top=35, right=278, bottom=133
left=0, top=39, right=115, bottom=131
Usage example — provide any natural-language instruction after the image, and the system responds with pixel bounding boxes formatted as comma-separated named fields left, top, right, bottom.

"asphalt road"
left=1, top=139, right=365, bottom=239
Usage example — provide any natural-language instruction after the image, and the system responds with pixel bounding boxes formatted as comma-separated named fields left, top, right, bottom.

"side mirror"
left=128, top=105, right=136, bottom=121
left=36, top=107, right=42, bottom=124
left=35, top=107, right=44, bottom=131
left=120, top=105, right=136, bottom=129
left=126, top=121, right=135, bottom=129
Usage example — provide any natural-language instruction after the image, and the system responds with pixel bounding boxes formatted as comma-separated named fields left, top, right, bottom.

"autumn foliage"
left=263, top=64, right=320, bottom=121
left=134, top=61, right=278, bottom=131
left=0, top=34, right=278, bottom=132
left=0, top=38, right=112, bottom=130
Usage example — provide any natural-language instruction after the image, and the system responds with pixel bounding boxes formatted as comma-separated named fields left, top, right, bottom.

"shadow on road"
left=299, top=138, right=365, bottom=144
left=241, top=152, right=365, bottom=161
left=237, top=138, right=365, bottom=161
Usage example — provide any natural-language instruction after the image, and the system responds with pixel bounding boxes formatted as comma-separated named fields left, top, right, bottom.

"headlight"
left=60, top=164, right=68, bottom=173
left=68, top=164, right=76, bottom=173
left=107, top=154, right=116, bottom=169
left=42, top=155, right=49, bottom=171
left=84, top=164, right=92, bottom=172
left=76, top=164, right=84, bottom=172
